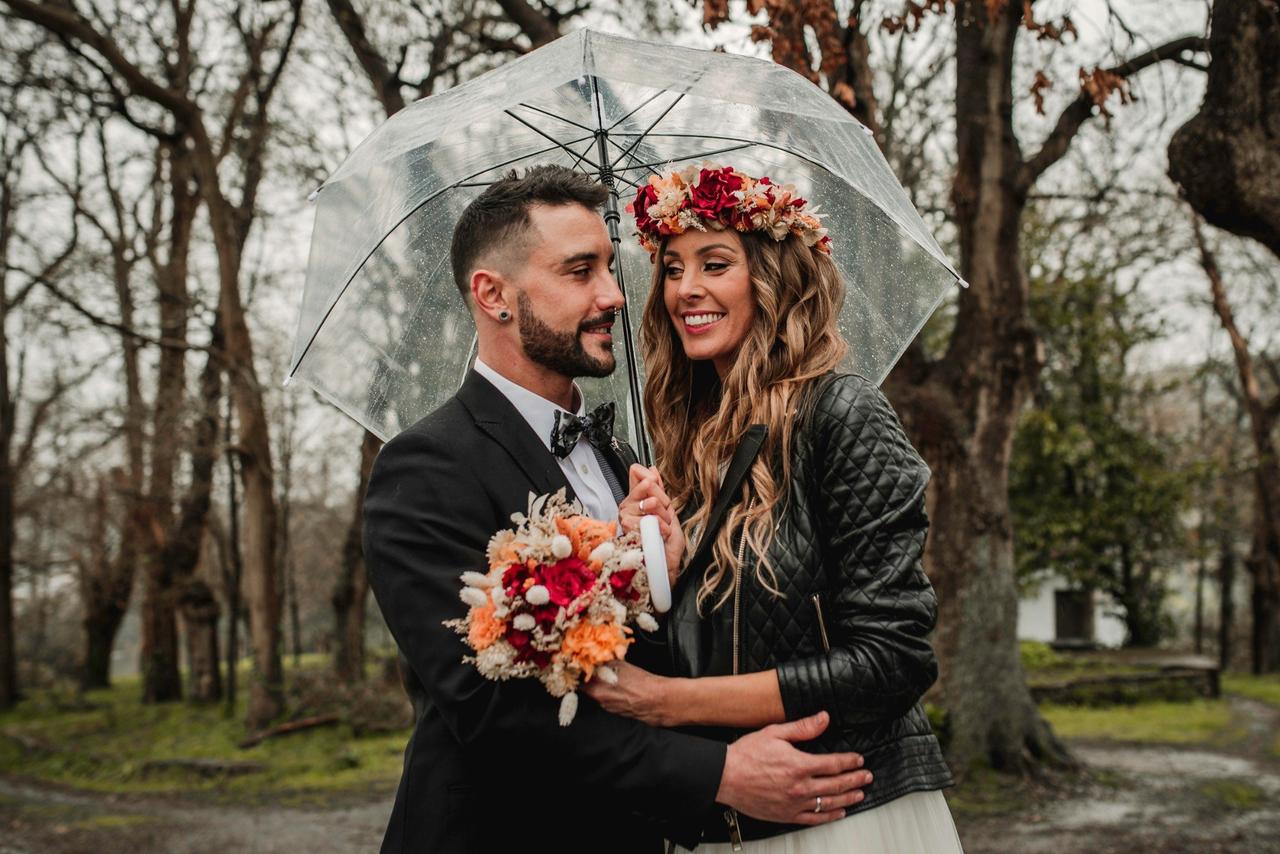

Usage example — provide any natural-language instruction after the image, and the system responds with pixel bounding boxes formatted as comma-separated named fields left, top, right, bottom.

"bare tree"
left=0, top=36, right=78, bottom=706
left=1193, top=219, right=1280, bottom=672
left=4, top=0, right=305, bottom=728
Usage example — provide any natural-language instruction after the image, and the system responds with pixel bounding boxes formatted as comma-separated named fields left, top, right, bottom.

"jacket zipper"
left=811, top=593, right=831, bottom=653
left=725, top=498, right=754, bottom=851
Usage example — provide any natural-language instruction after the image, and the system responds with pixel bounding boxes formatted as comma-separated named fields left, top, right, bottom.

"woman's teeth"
left=685, top=313, right=725, bottom=328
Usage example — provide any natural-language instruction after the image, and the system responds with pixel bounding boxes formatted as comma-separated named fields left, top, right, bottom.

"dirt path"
left=958, top=696, right=1280, bottom=854
left=0, top=777, right=393, bottom=854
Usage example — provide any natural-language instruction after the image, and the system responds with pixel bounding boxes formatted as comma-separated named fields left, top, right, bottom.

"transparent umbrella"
left=287, top=28, right=964, bottom=460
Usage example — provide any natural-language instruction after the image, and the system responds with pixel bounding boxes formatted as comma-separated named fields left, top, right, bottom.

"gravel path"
left=958, top=696, right=1280, bottom=854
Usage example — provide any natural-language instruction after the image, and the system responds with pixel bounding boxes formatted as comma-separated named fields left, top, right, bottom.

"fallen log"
left=237, top=713, right=340, bottom=749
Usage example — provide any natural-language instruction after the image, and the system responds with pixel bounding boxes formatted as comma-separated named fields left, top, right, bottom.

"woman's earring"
left=498, top=310, right=511, bottom=322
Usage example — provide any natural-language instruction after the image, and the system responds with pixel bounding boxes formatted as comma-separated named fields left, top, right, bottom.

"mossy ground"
left=0, top=660, right=410, bottom=804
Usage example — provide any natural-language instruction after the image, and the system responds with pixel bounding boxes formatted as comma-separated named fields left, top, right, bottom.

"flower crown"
left=625, top=163, right=832, bottom=255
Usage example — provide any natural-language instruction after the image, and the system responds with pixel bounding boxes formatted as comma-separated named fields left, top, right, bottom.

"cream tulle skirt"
left=673, top=790, right=964, bottom=853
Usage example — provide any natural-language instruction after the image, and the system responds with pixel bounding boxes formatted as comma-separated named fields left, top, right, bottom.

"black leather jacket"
left=654, top=373, right=954, bottom=846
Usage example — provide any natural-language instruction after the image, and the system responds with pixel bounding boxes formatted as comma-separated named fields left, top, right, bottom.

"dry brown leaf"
left=702, top=0, right=731, bottom=30
left=1078, top=67, right=1133, bottom=126
left=1030, top=70, right=1052, bottom=116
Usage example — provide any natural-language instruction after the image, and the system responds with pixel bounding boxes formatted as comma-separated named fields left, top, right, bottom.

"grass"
left=1222, top=673, right=1280, bottom=707
left=1197, top=779, right=1268, bottom=811
left=0, top=665, right=411, bottom=803
left=1040, top=699, right=1244, bottom=746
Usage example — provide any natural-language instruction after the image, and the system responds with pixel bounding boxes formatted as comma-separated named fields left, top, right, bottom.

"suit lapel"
left=684, top=424, right=768, bottom=578
left=455, top=370, right=575, bottom=502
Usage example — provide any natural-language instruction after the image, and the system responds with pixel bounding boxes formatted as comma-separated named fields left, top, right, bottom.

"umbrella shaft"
left=590, top=80, right=651, bottom=467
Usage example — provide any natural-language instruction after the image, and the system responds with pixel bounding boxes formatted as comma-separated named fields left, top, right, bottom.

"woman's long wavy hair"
left=641, top=228, right=848, bottom=613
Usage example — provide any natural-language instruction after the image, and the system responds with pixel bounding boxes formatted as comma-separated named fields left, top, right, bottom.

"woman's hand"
left=618, top=464, right=685, bottom=583
left=581, top=661, right=680, bottom=727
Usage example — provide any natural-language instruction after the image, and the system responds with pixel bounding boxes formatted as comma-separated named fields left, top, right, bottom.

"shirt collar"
left=473, top=358, right=585, bottom=453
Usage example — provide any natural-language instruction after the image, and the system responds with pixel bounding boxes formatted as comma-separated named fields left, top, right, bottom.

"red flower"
left=609, top=568, right=637, bottom=594
left=689, top=167, right=743, bottom=222
left=533, top=604, right=560, bottom=630
left=502, top=562, right=532, bottom=597
left=629, top=184, right=658, bottom=233
left=540, top=556, right=596, bottom=607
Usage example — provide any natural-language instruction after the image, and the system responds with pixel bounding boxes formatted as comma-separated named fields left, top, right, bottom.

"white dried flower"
left=512, top=613, right=535, bottom=631
left=595, top=666, right=618, bottom=685
left=551, top=535, right=573, bottom=559
left=611, top=600, right=628, bottom=624
left=461, top=571, right=495, bottom=588
left=636, top=612, right=659, bottom=632
left=619, top=549, right=643, bottom=570
left=460, top=587, right=488, bottom=608
left=558, top=691, right=579, bottom=727
left=526, top=584, right=550, bottom=606
left=588, top=542, right=615, bottom=563
left=475, top=643, right=516, bottom=679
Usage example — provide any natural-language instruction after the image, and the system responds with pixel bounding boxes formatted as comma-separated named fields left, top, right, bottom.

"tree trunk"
left=78, top=475, right=132, bottom=690
left=0, top=300, right=15, bottom=709
left=333, top=430, right=380, bottom=683
left=895, top=0, right=1066, bottom=775
left=1220, top=533, right=1237, bottom=670
left=1196, top=222, right=1280, bottom=673
left=1168, top=0, right=1280, bottom=259
left=179, top=577, right=222, bottom=703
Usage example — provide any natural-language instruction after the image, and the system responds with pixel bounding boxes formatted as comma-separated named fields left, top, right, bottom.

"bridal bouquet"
left=447, top=490, right=659, bottom=726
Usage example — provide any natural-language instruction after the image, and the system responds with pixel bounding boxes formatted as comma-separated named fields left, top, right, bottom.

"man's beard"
left=517, top=291, right=615, bottom=379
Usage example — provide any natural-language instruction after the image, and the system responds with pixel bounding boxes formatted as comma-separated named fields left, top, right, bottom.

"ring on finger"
left=639, top=498, right=648, bottom=513
left=813, top=796, right=822, bottom=813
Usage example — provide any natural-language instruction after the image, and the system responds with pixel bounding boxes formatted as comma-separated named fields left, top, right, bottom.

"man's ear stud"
left=498, top=310, right=511, bottom=321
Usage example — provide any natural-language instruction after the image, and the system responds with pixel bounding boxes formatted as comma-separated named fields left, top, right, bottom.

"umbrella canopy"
left=287, top=28, right=963, bottom=452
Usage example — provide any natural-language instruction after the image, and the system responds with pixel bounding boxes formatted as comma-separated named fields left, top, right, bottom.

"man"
left=364, top=166, right=871, bottom=854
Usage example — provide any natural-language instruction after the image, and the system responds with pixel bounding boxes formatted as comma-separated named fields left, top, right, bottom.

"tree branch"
left=493, top=0, right=560, bottom=47
left=1019, top=35, right=1207, bottom=192
left=3, top=0, right=199, bottom=127
left=325, top=0, right=407, bottom=114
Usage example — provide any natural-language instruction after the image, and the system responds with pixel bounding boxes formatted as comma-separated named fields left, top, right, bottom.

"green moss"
left=0, top=664, right=410, bottom=803
left=943, top=763, right=1033, bottom=819
left=1041, top=700, right=1242, bottom=745
left=1222, top=673, right=1280, bottom=707
left=1198, top=779, right=1267, bottom=811
left=74, top=815, right=156, bottom=830
left=1021, top=641, right=1068, bottom=672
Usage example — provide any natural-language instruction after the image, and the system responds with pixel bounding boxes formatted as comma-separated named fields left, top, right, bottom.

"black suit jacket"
left=364, top=370, right=727, bottom=854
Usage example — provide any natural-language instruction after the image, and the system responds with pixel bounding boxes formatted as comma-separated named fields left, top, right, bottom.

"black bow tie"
left=550, top=402, right=615, bottom=459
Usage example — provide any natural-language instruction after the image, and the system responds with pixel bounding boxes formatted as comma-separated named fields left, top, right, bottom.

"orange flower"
left=490, top=539, right=526, bottom=570
left=561, top=621, right=632, bottom=680
left=555, top=516, right=617, bottom=560
left=468, top=601, right=504, bottom=651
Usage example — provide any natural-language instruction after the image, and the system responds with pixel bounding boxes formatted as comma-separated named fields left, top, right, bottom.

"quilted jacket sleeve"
left=774, top=374, right=940, bottom=727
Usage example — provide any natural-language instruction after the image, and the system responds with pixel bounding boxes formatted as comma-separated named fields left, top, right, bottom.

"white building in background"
left=1017, top=575, right=1127, bottom=648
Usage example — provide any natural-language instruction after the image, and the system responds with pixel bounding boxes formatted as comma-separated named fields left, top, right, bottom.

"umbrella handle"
left=639, top=514, right=671, bottom=613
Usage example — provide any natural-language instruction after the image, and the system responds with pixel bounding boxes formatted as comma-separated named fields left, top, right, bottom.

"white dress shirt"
left=473, top=359, right=619, bottom=521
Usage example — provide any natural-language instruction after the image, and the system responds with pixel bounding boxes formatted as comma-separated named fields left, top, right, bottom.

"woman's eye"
left=664, top=266, right=684, bottom=278
left=705, top=262, right=728, bottom=272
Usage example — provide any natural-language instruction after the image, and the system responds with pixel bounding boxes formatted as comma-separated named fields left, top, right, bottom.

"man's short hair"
left=450, top=165, right=609, bottom=299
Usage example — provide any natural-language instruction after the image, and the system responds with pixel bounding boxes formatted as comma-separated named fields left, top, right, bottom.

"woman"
left=584, top=164, right=961, bottom=852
